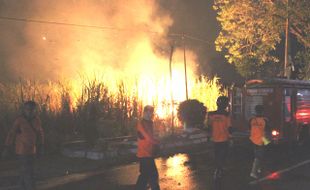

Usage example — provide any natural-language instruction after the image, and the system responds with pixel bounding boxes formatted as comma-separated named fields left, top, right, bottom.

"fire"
left=70, top=38, right=198, bottom=119
left=65, top=34, right=220, bottom=122
left=0, top=0, right=225, bottom=123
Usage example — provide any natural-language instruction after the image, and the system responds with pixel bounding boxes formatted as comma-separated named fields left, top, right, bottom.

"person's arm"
left=2, top=119, right=19, bottom=159
left=262, top=118, right=271, bottom=145
left=248, top=118, right=253, bottom=131
left=206, top=114, right=213, bottom=141
left=264, top=118, right=271, bottom=139
left=227, top=115, right=233, bottom=136
left=36, top=118, right=45, bottom=157
left=137, top=122, right=158, bottom=144
left=227, top=115, right=234, bottom=147
left=5, top=119, right=19, bottom=146
left=207, top=114, right=213, bottom=134
left=37, top=118, right=44, bottom=145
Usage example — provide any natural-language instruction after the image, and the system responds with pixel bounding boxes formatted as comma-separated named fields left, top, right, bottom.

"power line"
left=184, top=34, right=212, bottom=44
left=0, top=15, right=212, bottom=44
left=0, top=16, right=138, bottom=32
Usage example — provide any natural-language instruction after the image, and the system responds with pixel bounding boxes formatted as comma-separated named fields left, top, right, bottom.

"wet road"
left=52, top=143, right=310, bottom=190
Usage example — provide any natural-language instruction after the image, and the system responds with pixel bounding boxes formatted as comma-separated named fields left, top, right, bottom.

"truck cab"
left=230, top=78, right=310, bottom=145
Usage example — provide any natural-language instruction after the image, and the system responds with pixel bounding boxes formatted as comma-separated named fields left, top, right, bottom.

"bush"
left=177, top=99, right=207, bottom=128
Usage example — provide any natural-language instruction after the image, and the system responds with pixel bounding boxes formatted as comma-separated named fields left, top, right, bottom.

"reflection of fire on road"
left=157, top=154, right=196, bottom=188
left=167, top=154, right=186, bottom=171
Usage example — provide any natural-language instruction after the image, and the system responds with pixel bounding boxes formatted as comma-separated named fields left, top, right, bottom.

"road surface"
left=52, top=143, right=310, bottom=190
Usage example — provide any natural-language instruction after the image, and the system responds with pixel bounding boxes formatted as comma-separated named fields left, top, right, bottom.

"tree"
left=294, top=48, right=310, bottom=79
left=177, top=99, right=207, bottom=129
left=214, top=0, right=310, bottom=78
left=288, top=0, right=310, bottom=48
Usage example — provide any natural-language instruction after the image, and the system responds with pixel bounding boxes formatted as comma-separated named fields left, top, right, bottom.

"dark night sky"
left=160, top=0, right=244, bottom=85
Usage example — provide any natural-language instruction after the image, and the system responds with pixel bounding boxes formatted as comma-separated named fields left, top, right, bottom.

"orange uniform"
left=136, top=119, right=158, bottom=158
left=249, top=117, right=267, bottom=146
left=5, top=116, right=44, bottom=155
left=208, top=111, right=232, bottom=142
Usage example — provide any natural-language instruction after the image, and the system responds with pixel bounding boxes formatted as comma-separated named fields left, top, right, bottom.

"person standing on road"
left=2, top=101, right=44, bottom=190
left=207, top=96, right=233, bottom=179
left=249, top=105, right=270, bottom=179
left=135, top=105, right=160, bottom=190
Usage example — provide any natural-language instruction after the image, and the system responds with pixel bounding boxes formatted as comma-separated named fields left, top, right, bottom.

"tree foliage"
left=177, top=99, right=207, bottom=128
left=214, top=0, right=310, bottom=78
left=294, top=48, right=310, bottom=79
left=288, top=0, right=310, bottom=47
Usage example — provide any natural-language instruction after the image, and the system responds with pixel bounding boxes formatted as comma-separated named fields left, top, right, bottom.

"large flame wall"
left=0, top=0, right=225, bottom=118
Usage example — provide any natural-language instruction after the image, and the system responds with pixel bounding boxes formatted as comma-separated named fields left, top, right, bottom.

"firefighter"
left=2, top=101, right=44, bottom=190
left=249, top=105, right=270, bottom=179
left=207, top=96, right=232, bottom=179
left=135, top=105, right=160, bottom=190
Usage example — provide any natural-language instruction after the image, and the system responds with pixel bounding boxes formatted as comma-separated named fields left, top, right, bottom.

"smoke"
left=0, top=0, right=199, bottom=83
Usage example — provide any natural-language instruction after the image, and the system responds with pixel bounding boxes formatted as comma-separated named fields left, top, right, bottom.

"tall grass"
left=0, top=76, right=225, bottom=152
left=191, top=76, right=227, bottom=111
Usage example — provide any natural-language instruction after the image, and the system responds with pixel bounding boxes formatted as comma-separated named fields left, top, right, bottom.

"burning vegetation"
left=0, top=0, right=226, bottom=150
left=0, top=76, right=225, bottom=151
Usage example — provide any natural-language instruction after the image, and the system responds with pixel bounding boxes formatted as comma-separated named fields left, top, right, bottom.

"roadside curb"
left=61, top=131, right=249, bottom=160
left=61, top=131, right=211, bottom=160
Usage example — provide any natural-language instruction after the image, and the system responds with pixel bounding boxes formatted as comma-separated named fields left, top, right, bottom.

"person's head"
left=255, top=105, right=264, bottom=116
left=143, top=105, right=155, bottom=121
left=216, top=96, right=229, bottom=110
left=22, top=101, right=37, bottom=119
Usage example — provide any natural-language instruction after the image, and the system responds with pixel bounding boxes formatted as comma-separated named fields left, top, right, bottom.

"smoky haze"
left=0, top=0, right=182, bottom=82
left=0, top=0, right=242, bottom=84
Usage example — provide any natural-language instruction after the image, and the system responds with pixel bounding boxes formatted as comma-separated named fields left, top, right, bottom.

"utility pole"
left=182, top=34, right=189, bottom=100
left=169, top=45, right=175, bottom=133
left=284, top=0, right=290, bottom=78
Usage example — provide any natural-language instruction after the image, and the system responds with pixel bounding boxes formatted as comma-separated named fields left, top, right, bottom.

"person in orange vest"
left=207, top=96, right=232, bottom=179
left=249, top=105, right=270, bottom=179
left=135, top=105, right=160, bottom=190
left=2, top=101, right=44, bottom=190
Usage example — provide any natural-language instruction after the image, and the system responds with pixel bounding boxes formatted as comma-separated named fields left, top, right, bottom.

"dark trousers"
left=250, top=144, right=265, bottom=176
left=136, top=158, right=160, bottom=190
left=253, top=144, right=265, bottom=170
left=18, top=155, right=35, bottom=190
left=254, top=144, right=264, bottom=161
left=214, top=142, right=229, bottom=170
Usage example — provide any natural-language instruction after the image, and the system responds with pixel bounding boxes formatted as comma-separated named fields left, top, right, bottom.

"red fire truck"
left=230, top=78, right=310, bottom=145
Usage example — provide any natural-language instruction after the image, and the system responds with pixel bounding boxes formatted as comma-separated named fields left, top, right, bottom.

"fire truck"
left=230, top=78, right=310, bottom=145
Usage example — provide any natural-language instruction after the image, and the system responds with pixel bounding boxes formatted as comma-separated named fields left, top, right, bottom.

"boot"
left=250, top=159, right=259, bottom=179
